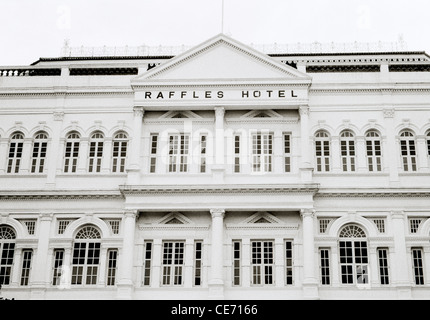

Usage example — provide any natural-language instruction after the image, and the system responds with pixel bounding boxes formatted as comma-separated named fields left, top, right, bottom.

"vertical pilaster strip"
left=212, top=107, right=225, bottom=182
left=116, top=210, right=138, bottom=299
left=209, top=208, right=225, bottom=299
left=300, top=208, right=319, bottom=299
left=127, top=107, right=144, bottom=184
left=299, top=105, right=313, bottom=182
left=47, top=111, right=65, bottom=186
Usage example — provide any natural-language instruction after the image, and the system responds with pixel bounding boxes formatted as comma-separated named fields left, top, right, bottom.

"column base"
left=302, top=280, right=320, bottom=300
left=299, top=165, right=314, bottom=183
left=208, top=279, right=224, bottom=300
left=396, top=284, right=412, bottom=299
left=211, top=165, right=225, bottom=184
left=116, top=281, right=134, bottom=300
left=126, top=167, right=141, bottom=185
left=30, top=283, right=47, bottom=300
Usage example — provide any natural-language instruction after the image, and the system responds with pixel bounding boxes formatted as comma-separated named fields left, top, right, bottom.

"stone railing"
left=0, top=68, right=61, bottom=77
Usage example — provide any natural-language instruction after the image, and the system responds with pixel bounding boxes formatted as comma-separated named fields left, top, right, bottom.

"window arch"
left=71, top=225, right=101, bottom=285
left=426, top=131, right=430, bottom=159
left=338, top=224, right=368, bottom=285
left=0, top=225, right=16, bottom=285
left=31, top=131, right=49, bottom=173
left=112, top=131, right=128, bottom=173
left=365, top=130, right=382, bottom=172
left=399, top=130, right=417, bottom=171
left=340, top=130, right=356, bottom=172
left=315, top=130, right=330, bottom=172
left=64, top=131, right=80, bottom=173
left=7, top=132, right=24, bottom=173
left=88, top=131, right=104, bottom=173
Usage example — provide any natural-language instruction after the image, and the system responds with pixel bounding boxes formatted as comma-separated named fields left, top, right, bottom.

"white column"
left=416, top=135, right=429, bottom=172
left=209, top=209, right=225, bottom=299
left=10, top=248, right=23, bottom=286
left=31, top=213, right=53, bottom=294
left=101, top=138, right=113, bottom=173
left=331, top=136, right=342, bottom=173
left=356, top=136, right=367, bottom=172
left=300, top=208, right=319, bottom=299
left=46, top=112, right=65, bottom=187
left=383, top=108, right=399, bottom=185
left=0, top=138, right=8, bottom=174
left=19, top=138, right=33, bottom=174
left=184, top=239, right=194, bottom=288
left=116, top=210, right=137, bottom=299
left=76, top=138, right=89, bottom=173
left=390, top=210, right=412, bottom=299
left=97, top=246, right=109, bottom=286
left=127, top=107, right=144, bottom=184
left=274, top=238, right=284, bottom=287
left=299, top=105, right=313, bottom=182
left=212, top=107, right=225, bottom=183
left=242, top=238, right=251, bottom=288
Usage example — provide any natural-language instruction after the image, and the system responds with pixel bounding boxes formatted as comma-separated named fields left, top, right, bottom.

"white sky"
left=1, top=0, right=430, bottom=65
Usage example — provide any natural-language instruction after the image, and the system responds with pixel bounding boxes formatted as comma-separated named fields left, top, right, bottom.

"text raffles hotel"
left=0, top=34, right=430, bottom=300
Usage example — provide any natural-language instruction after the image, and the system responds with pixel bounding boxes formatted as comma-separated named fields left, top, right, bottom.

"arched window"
left=315, top=131, right=330, bottom=172
left=340, top=130, right=356, bottom=172
left=365, top=130, right=382, bottom=172
left=399, top=130, right=417, bottom=171
left=339, top=224, right=368, bottom=285
left=0, top=225, right=16, bottom=285
left=31, top=132, right=48, bottom=173
left=112, top=132, right=128, bottom=173
left=88, top=132, right=104, bottom=173
left=64, top=132, right=80, bottom=173
left=7, top=132, right=24, bottom=173
left=71, top=225, right=101, bottom=286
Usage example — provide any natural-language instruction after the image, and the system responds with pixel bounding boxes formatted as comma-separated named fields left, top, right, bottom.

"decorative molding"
left=300, top=208, right=316, bottom=219
left=156, top=212, right=193, bottom=225
left=316, top=191, right=430, bottom=198
left=0, top=190, right=123, bottom=201
left=133, top=106, right=145, bottom=118
left=241, top=211, right=284, bottom=224
left=210, top=209, right=225, bottom=219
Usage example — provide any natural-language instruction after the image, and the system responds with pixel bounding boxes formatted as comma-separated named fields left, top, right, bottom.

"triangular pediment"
left=242, top=212, right=284, bottom=224
left=133, top=34, right=310, bottom=84
left=157, top=212, right=192, bottom=225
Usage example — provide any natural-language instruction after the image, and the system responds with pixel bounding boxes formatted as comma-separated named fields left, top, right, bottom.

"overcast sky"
left=1, top=0, right=429, bottom=65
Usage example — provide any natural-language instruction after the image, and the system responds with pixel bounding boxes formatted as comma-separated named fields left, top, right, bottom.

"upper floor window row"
left=3, top=130, right=129, bottom=174
left=314, top=129, right=430, bottom=173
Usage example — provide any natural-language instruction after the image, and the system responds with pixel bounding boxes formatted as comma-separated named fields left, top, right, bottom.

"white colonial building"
left=0, top=34, right=430, bottom=300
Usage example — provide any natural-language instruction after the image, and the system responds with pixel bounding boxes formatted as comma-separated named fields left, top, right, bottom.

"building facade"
left=0, top=34, right=430, bottom=300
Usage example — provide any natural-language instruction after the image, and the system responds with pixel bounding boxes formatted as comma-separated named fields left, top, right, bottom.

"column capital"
left=299, top=105, right=310, bottom=116
left=300, top=208, right=316, bottom=219
left=133, top=106, right=145, bottom=118
left=210, top=209, right=225, bottom=219
left=390, top=210, right=405, bottom=219
left=214, top=106, right=225, bottom=118
left=39, top=212, right=54, bottom=222
left=124, top=209, right=139, bottom=220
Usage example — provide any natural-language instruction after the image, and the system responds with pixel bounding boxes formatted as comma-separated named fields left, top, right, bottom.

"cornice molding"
left=120, top=184, right=320, bottom=195
left=316, top=190, right=430, bottom=198
left=0, top=190, right=123, bottom=201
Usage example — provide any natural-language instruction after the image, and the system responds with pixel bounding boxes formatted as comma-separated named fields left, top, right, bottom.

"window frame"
left=64, top=132, right=80, bottom=173
left=365, top=130, right=382, bottom=172
left=315, top=131, right=330, bottom=172
left=399, top=130, right=417, bottom=172
left=7, top=132, right=24, bottom=174
left=340, top=130, right=356, bottom=172
left=88, top=131, right=104, bottom=173
left=112, top=132, right=128, bottom=173
left=31, top=132, right=48, bottom=174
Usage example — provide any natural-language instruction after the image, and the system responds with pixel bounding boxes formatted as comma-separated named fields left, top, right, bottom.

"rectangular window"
left=341, top=139, right=356, bottom=172
left=0, top=242, right=15, bottom=285
left=20, top=249, right=33, bottom=286
left=149, top=134, right=158, bottom=173
left=52, top=249, right=64, bottom=286
left=106, top=249, right=118, bottom=286
left=409, top=218, right=423, bottom=233
left=284, top=133, right=291, bottom=173
left=366, top=139, right=382, bottom=172
left=162, top=241, right=184, bottom=286
left=31, top=140, right=48, bottom=173
left=107, top=220, right=120, bottom=234
left=23, top=220, right=36, bottom=235
left=315, top=140, right=330, bottom=172
left=234, top=135, right=241, bottom=173
left=232, top=241, right=241, bottom=286
left=251, top=240, right=274, bottom=285
left=200, top=135, right=207, bottom=173
left=377, top=248, right=389, bottom=285
left=71, top=242, right=100, bottom=285
left=143, top=241, right=153, bottom=286
left=57, top=219, right=71, bottom=235
left=318, top=219, right=331, bottom=234
left=319, top=248, right=330, bottom=285
left=168, top=134, right=189, bottom=173
left=401, top=139, right=417, bottom=171
left=7, top=141, right=23, bottom=174
left=339, top=240, right=368, bottom=284
left=112, top=138, right=127, bottom=173
left=194, top=241, right=203, bottom=286
left=285, top=240, right=293, bottom=285
left=64, top=140, right=79, bottom=173
left=412, top=248, right=425, bottom=285
left=88, top=140, right=104, bottom=173
left=252, top=133, right=273, bottom=173
left=373, top=219, right=386, bottom=233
